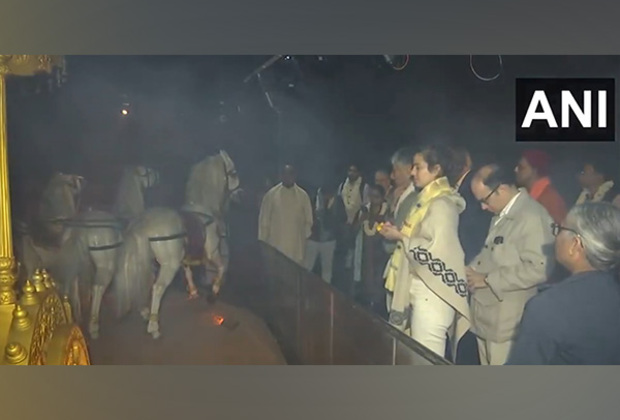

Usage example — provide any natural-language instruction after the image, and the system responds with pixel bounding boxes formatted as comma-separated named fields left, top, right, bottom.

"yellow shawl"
left=384, top=177, right=453, bottom=292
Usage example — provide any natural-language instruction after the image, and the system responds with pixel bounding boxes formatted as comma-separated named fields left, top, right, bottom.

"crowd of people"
left=257, top=142, right=620, bottom=365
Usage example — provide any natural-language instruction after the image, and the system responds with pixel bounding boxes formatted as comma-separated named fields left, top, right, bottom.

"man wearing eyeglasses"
left=464, top=163, right=555, bottom=365
left=507, top=203, right=620, bottom=365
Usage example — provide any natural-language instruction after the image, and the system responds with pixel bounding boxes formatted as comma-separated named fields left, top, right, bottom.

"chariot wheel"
left=0, top=269, right=91, bottom=365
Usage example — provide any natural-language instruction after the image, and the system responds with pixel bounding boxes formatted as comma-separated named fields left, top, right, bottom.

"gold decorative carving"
left=32, top=269, right=46, bottom=293
left=46, top=324, right=90, bottom=365
left=28, top=292, right=68, bottom=365
left=41, top=269, right=53, bottom=289
left=1, top=271, right=91, bottom=365
left=11, top=305, right=31, bottom=331
left=0, top=55, right=64, bottom=77
left=0, top=256, right=16, bottom=305
left=0, top=71, right=14, bottom=294
left=5, top=342, right=28, bottom=364
left=20, top=280, right=39, bottom=306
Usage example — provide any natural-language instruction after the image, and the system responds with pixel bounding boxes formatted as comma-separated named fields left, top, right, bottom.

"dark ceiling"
left=6, top=55, right=620, bottom=193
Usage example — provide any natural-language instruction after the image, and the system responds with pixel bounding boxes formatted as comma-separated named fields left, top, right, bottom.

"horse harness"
left=36, top=217, right=125, bottom=253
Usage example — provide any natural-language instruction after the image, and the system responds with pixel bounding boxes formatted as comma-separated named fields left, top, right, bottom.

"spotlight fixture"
left=120, top=101, right=131, bottom=116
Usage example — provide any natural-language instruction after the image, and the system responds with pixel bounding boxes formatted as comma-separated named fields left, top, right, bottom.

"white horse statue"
left=16, top=172, right=86, bottom=281
left=51, top=210, right=123, bottom=339
left=114, top=207, right=186, bottom=339
left=181, top=149, right=242, bottom=299
left=35, top=172, right=85, bottom=240
left=15, top=172, right=123, bottom=339
left=15, top=166, right=159, bottom=340
left=114, top=150, right=242, bottom=339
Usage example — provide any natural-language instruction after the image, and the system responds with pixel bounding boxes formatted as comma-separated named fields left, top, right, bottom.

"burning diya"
left=211, top=314, right=240, bottom=331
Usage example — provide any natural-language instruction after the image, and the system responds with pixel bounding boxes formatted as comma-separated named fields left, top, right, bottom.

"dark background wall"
left=6, top=55, right=620, bottom=212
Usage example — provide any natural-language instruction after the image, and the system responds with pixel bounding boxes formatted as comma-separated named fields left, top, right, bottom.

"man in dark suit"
left=452, top=147, right=492, bottom=266
left=449, top=146, right=492, bottom=364
left=304, top=181, right=348, bottom=284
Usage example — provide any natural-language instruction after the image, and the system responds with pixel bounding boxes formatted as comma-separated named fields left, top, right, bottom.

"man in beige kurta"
left=258, top=165, right=313, bottom=265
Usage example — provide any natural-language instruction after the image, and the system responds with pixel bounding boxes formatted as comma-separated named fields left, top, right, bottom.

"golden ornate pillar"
left=0, top=55, right=90, bottom=365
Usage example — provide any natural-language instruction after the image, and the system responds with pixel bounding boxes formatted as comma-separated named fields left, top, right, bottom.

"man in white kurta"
left=258, top=165, right=313, bottom=265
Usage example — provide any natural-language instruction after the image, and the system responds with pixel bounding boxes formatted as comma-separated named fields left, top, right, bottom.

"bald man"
left=259, top=165, right=313, bottom=264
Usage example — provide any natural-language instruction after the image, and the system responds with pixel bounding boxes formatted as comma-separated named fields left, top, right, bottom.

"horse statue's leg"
left=146, top=238, right=184, bottom=339
left=213, top=232, right=230, bottom=296
left=88, top=248, right=117, bottom=340
left=209, top=254, right=226, bottom=296
left=140, top=266, right=157, bottom=321
left=203, top=221, right=227, bottom=297
left=71, top=276, right=83, bottom=323
left=182, top=264, right=200, bottom=300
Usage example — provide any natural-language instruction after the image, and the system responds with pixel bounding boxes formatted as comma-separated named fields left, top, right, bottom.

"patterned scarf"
left=384, top=177, right=453, bottom=293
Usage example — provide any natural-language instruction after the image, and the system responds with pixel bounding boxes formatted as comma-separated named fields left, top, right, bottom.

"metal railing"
left=253, top=242, right=450, bottom=365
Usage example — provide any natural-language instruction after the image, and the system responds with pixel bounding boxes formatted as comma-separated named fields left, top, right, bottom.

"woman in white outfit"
left=379, top=144, right=471, bottom=360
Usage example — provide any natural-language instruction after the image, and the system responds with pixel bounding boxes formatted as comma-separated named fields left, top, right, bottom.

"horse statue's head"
left=219, top=150, right=241, bottom=197
left=113, top=165, right=160, bottom=221
left=38, top=172, right=86, bottom=222
left=185, top=149, right=242, bottom=218
left=20, top=171, right=87, bottom=247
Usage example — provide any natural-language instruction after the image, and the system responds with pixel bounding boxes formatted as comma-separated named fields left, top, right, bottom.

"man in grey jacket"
left=466, top=163, right=555, bottom=365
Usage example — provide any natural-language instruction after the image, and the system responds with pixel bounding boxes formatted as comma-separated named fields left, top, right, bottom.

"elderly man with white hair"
left=382, top=146, right=418, bottom=312
left=507, top=202, right=620, bottom=365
